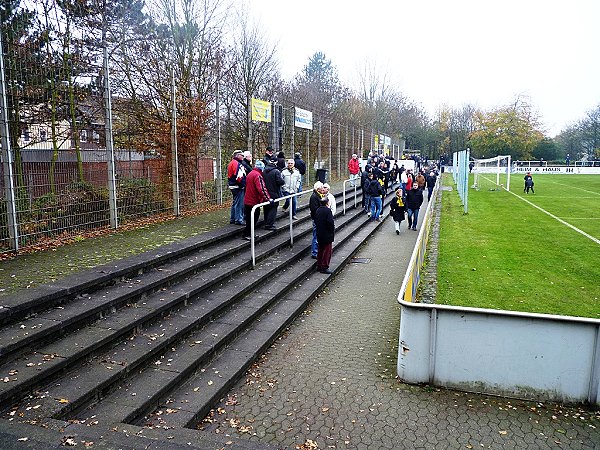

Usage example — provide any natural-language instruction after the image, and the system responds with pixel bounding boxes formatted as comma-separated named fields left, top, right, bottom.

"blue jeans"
left=230, top=188, right=245, bottom=224
left=312, top=220, right=318, bottom=257
left=407, top=208, right=419, bottom=229
left=363, top=194, right=371, bottom=212
left=370, top=196, right=382, bottom=220
left=282, top=192, right=297, bottom=216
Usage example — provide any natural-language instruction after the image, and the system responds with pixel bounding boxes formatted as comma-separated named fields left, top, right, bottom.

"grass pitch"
left=437, top=174, right=600, bottom=318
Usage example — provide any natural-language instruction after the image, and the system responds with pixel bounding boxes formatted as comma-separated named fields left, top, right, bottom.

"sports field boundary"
left=507, top=189, right=600, bottom=245
left=396, top=174, right=600, bottom=405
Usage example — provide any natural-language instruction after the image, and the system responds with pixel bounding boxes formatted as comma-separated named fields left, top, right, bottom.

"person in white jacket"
left=400, top=170, right=409, bottom=195
left=322, top=183, right=336, bottom=217
left=281, top=159, right=302, bottom=219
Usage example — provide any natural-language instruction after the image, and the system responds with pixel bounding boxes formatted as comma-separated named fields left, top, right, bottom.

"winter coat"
left=366, top=179, right=384, bottom=197
left=348, top=158, right=360, bottom=175
left=426, top=174, right=437, bottom=188
left=416, top=174, right=426, bottom=189
left=281, top=168, right=302, bottom=194
left=244, top=168, right=270, bottom=206
left=227, top=158, right=246, bottom=190
left=405, top=188, right=424, bottom=210
left=294, top=157, right=307, bottom=175
left=309, top=191, right=323, bottom=220
left=390, top=195, right=406, bottom=222
left=315, top=205, right=335, bottom=245
left=263, top=164, right=285, bottom=199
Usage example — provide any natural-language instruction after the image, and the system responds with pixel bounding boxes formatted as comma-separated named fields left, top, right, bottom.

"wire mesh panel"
left=0, top=1, right=401, bottom=255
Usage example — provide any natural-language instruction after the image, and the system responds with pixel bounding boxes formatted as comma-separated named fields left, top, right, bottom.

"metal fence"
left=0, top=2, right=399, bottom=254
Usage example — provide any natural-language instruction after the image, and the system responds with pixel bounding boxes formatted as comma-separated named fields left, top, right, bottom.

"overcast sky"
left=247, top=0, right=600, bottom=137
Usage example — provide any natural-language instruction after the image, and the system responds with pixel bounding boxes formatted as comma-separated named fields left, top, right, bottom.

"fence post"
left=215, top=66, right=223, bottom=205
left=328, top=119, right=332, bottom=179
left=0, top=32, right=19, bottom=251
left=103, top=42, right=118, bottom=228
left=171, top=68, right=180, bottom=215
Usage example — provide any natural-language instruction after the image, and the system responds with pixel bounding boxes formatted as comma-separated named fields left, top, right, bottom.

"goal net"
left=472, top=155, right=511, bottom=191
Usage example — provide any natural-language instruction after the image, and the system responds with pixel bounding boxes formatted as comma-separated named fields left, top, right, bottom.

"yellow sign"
left=251, top=98, right=272, bottom=122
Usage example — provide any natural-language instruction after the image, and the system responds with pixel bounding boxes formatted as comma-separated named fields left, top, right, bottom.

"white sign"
left=294, top=107, right=313, bottom=130
left=513, top=166, right=600, bottom=175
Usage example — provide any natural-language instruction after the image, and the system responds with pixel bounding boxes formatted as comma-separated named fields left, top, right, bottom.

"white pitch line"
left=542, top=179, right=600, bottom=196
left=508, top=190, right=600, bottom=245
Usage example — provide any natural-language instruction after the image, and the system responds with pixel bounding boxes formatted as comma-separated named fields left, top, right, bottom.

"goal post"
left=472, top=155, right=511, bottom=192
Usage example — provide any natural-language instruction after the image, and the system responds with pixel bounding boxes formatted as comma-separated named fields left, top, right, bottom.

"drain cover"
left=351, top=257, right=371, bottom=264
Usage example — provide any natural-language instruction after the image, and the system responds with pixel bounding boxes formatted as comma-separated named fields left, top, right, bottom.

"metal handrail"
left=342, top=178, right=359, bottom=215
left=250, top=190, right=312, bottom=267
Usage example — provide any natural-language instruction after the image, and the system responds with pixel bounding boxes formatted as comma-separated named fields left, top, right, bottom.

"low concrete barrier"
left=397, top=302, right=600, bottom=404
left=396, top=177, right=600, bottom=405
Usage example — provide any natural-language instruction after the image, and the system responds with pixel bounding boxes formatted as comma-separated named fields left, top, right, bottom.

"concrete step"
left=1, top=185, right=398, bottom=438
left=1, top=188, right=387, bottom=420
left=73, top=210, right=384, bottom=428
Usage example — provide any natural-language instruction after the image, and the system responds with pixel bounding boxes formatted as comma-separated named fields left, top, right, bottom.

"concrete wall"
left=397, top=302, right=600, bottom=405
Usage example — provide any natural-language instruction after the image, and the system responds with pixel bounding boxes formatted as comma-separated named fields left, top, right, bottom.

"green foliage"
left=438, top=174, right=600, bottom=318
left=117, top=177, right=165, bottom=219
left=555, top=103, right=600, bottom=161
left=532, top=138, right=559, bottom=161
left=469, top=98, right=544, bottom=159
left=12, top=182, right=110, bottom=245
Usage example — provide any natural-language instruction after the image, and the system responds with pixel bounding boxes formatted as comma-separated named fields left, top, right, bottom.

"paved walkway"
left=198, top=200, right=599, bottom=449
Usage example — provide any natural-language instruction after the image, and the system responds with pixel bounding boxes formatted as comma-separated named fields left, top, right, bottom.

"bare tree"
left=222, top=6, right=280, bottom=153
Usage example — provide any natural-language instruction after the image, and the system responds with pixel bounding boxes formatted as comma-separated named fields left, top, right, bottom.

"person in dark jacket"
left=243, top=160, right=271, bottom=240
left=294, top=152, right=307, bottom=191
left=309, top=181, right=324, bottom=258
left=276, top=151, right=286, bottom=171
left=367, top=172, right=384, bottom=221
left=361, top=170, right=371, bottom=213
left=405, top=182, right=424, bottom=231
left=262, top=160, right=285, bottom=230
left=425, top=171, right=437, bottom=201
left=524, top=172, right=535, bottom=194
left=314, top=196, right=335, bottom=274
left=389, top=188, right=406, bottom=235
left=263, top=146, right=276, bottom=165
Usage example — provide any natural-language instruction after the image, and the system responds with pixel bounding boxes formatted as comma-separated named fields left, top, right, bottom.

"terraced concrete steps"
left=0, top=185, right=397, bottom=437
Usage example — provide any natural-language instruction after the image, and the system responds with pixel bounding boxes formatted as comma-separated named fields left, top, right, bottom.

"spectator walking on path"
left=309, top=181, right=324, bottom=258
left=281, top=159, right=302, bottom=219
left=389, top=188, right=406, bottom=235
left=314, top=196, right=335, bottom=274
left=406, top=182, right=424, bottom=231
left=227, top=150, right=246, bottom=225
left=263, top=160, right=285, bottom=230
left=425, top=171, right=437, bottom=201
left=242, top=160, right=272, bottom=240
left=347, top=153, right=361, bottom=187
left=415, top=170, right=426, bottom=190
left=524, top=172, right=535, bottom=194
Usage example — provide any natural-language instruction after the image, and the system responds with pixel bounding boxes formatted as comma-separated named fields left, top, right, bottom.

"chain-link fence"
left=0, top=1, right=401, bottom=254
